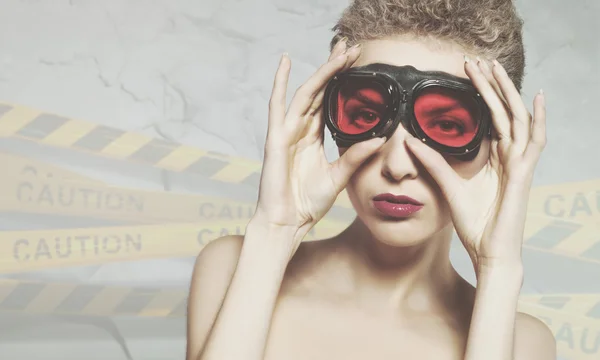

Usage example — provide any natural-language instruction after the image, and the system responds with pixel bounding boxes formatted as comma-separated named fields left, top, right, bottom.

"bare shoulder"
left=513, top=312, right=556, bottom=360
left=189, top=234, right=339, bottom=303
left=186, top=235, right=244, bottom=360
left=190, top=234, right=245, bottom=293
left=192, top=234, right=245, bottom=274
left=188, top=234, right=245, bottom=310
left=278, top=237, right=356, bottom=301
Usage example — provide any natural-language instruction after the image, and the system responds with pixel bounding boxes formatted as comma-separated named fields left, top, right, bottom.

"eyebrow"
left=419, top=104, right=474, bottom=119
left=345, top=89, right=386, bottom=109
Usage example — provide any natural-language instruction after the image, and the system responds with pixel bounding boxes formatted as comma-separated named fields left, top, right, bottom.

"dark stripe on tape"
left=184, top=157, right=229, bottom=176
left=114, top=288, right=161, bottom=314
left=206, top=151, right=231, bottom=159
left=0, top=104, right=14, bottom=116
left=525, top=220, right=583, bottom=249
left=538, top=296, right=570, bottom=309
left=0, top=283, right=45, bottom=310
left=74, top=125, right=125, bottom=151
left=129, top=139, right=179, bottom=164
left=55, top=284, right=104, bottom=312
left=169, top=299, right=187, bottom=317
left=581, top=240, right=600, bottom=261
left=586, top=301, right=600, bottom=319
left=240, top=172, right=261, bottom=188
left=17, top=114, right=69, bottom=139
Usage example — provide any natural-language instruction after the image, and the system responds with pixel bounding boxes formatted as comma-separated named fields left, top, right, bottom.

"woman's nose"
left=379, top=126, right=420, bottom=182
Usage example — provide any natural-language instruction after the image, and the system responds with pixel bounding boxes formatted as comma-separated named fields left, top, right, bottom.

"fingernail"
left=373, top=137, right=386, bottom=146
left=339, top=36, right=348, bottom=44
left=539, top=88, right=544, bottom=95
left=481, top=58, right=491, bottom=69
left=492, top=59, right=500, bottom=67
left=345, top=43, right=361, bottom=54
left=464, top=55, right=470, bottom=63
left=476, top=56, right=481, bottom=63
left=280, top=52, right=288, bottom=63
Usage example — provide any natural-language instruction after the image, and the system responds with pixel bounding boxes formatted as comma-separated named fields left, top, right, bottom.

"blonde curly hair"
left=330, top=0, right=526, bottom=91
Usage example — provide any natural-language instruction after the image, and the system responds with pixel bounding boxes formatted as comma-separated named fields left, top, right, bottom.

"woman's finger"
left=405, top=137, right=463, bottom=204
left=308, top=44, right=362, bottom=117
left=267, top=53, right=291, bottom=133
left=286, top=48, right=355, bottom=118
left=524, top=90, right=547, bottom=162
left=328, top=37, right=348, bottom=61
left=307, top=40, right=352, bottom=117
left=476, top=57, right=528, bottom=149
left=329, top=136, right=386, bottom=192
left=306, top=45, right=362, bottom=140
left=490, top=60, right=531, bottom=151
left=477, top=57, right=507, bottom=105
left=464, top=57, right=512, bottom=142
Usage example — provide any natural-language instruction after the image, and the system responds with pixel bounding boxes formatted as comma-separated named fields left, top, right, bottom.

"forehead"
left=352, top=36, right=469, bottom=80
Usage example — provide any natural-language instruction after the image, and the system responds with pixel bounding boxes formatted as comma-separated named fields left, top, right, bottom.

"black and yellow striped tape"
left=528, top=179, right=600, bottom=225
left=0, top=101, right=356, bottom=213
left=3, top=101, right=599, bottom=225
left=523, top=217, right=600, bottom=265
left=0, top=277, right=597, bottom=322
left=0, top=218, right=345, bottom=274
left=519, top=294, right=600, bottom=359
left=0, top=278, right=597, bottom=358
left=1, top=104, right=600, bottom=269
left=0, top=279, right=187, bottom=318
left=3, top=101, right=599, bottom=224
left=0, top=212, right=597, bottom=274
left=0, top=151, right=358, bottom=229
left=0, top=102, right=263, bottom=186
left=0, top=151, right=266, bottom=224
left=0, top=170, right=599, bottom=272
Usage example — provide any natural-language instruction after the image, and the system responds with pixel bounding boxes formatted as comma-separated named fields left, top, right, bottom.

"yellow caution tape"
left=0, top=278, right=188, bottom=318
left=522, top=215, right=600, bottom=265
left=0, top=152, right=105, bottom=186
left=528, top=179, right=600, bottom=225
left=0, top=102, right=356, bottom=211
left=3, top=101, right=599, bottom=228
left=0, top=207, right=597, bottom=273
left=1, top=104, right=600, bottom=268
left=1, top=167, right=599, bottom=271
left=0, top=151, right=356, bottom=223
left=2, top=102, right=599, bottom=225
left=2, top=104, right=599, bottom=358
left=0, top=219, right=345, bottom=273
left=0, top=277, right=596, bottom=358
left=0, top=172, right=598, bottom=272
left=0, top=156, right=257, bottom=224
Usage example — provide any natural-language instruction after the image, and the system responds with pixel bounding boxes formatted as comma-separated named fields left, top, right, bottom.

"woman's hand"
left=252, top=40, right=386, bottom=253
left=405, top=56, right=546, bottom=273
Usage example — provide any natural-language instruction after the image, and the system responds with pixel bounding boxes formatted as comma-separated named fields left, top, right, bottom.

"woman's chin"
left=360, top=215, right=451, bottom=248
left=364, top=223, right=429, bottom=248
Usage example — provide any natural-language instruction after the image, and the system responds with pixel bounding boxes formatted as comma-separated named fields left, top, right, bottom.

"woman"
left=186, top=0, right=556, bottom=359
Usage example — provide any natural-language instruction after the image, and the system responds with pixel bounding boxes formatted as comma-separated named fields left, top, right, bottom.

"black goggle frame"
left=323, top=64, right=492, bottom=160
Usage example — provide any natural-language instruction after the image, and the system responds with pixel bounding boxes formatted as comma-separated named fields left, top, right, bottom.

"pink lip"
left=372, top=193, right=423, bottom=218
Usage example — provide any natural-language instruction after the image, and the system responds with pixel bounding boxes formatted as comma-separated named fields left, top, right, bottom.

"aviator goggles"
left=323, top=63, right=492, bottom=160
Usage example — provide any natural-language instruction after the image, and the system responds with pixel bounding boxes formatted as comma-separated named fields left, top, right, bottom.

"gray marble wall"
left=0, top=0, right=597, bottom=359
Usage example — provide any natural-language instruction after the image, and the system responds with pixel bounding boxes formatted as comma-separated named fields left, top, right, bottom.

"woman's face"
left=340, top=36, right=491, bottom=247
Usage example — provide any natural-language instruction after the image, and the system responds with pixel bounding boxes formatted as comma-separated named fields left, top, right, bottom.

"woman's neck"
left=334, top=219, right=470, bottom=316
